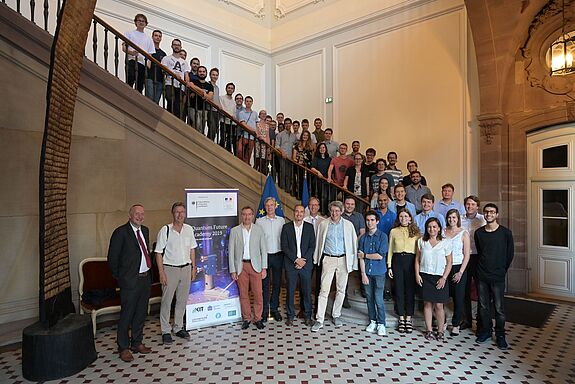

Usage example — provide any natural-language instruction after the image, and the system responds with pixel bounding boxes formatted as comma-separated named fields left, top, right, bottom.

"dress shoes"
left=254, top=320, right=265, bottom=330
left=130, top=344, right=152, bottom=354
left=272, top=311, right=283, bottom=321
left=119, top=349, right=134, bottom=362
left=285, top=319, right=294, bottom=326
left=241, top=321, right=251, bottom=330
left=459, top=321, right=472, bottom=330
left=304, top=319, right=314, bottom=327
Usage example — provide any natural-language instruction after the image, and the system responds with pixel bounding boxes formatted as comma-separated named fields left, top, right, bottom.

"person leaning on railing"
left=292, top=130, right=315, bottom=199
left=161, top=39, right=189, bottom=120
left=254, top=109, right=271, bottom=174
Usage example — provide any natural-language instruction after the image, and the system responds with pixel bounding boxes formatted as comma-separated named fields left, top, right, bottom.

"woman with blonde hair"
left=387, top=209, right=420, bottom=334
left=254, top=109, right=270, bottom=173
left=443, top=208, right=470, bottom=336
left=292, top=130, right=315, bottom=198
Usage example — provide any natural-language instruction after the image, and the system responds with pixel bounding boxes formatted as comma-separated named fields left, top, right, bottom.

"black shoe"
left=272, top=312, right=283, bottom=321
left=254, top=320, right=265, bottom=330
left=304, top=318, right=314, bottom=327
left=174, top=329, right=190, bottom=340
left=342, top=297, right=351, bottom=309
left=162, top=333, right=173, bottom=344
left=459, top=321, right=471, bottom=330
left=475, top=334, right=491, bottom=344
left=496, top=336, right=508, bottom=350
left=384, top=290, right=393, bottom=301
left=241, top=321, right=250, bottom=330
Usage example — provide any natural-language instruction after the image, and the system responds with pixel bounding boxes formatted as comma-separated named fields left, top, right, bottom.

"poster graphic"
left=185, top=189, right=240, bottom=329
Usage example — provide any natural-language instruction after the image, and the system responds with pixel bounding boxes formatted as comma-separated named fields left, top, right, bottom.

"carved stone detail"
left=478, top=114, right=504, bottom=145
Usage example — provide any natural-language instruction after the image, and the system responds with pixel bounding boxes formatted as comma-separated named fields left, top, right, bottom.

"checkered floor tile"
left=1, top=300, right=574, bottom=383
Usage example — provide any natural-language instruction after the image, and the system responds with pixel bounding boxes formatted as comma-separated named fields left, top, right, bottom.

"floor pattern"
left=1, top=301, right=574, bottom=383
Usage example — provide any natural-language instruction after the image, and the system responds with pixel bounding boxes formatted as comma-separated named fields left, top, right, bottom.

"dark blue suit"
left=107, top=222, right=151, bottom=351
left=281, top=221, right=316, bottom=320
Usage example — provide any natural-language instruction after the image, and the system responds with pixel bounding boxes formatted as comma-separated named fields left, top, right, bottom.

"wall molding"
left=218, top=0, right=265, bottom=18
left=0, top=297, right=38, bottom=324
left=274, top=0, right=325, bottom=19
left=95, top=0, right=270, bottom=54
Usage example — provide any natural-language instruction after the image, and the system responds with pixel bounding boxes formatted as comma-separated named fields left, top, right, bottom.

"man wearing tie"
left=229, top=206, right=268, bottom=330
left=281, top=204, right=316, bottom=326
left=107, top=204, right=153, bottom=362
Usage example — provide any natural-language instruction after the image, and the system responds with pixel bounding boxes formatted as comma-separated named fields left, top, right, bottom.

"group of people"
left=111, top=13, right=514, bottom=364
left=229, top=188, right=514, bottom=351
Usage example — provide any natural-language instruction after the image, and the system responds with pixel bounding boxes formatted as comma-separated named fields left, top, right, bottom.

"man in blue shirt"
left=434, top=183, right=465, bottom=218
left=415, top=193, right=446, bottom=233
left=375, top=193, right=396, bottom=237
left=358, top=211, right=389, bottom=336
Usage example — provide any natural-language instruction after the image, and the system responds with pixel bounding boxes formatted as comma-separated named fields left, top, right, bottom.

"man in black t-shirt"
left=145, top=30, right=167, bottom=104
left=474, top=203, right=514, bottom=350
left=187, top=65, right=214, bottom=134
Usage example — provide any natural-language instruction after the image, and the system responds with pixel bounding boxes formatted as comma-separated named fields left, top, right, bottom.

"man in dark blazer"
left=281, top=204, right=316, bottom=326
left=107, top=204, right=153, bottom=362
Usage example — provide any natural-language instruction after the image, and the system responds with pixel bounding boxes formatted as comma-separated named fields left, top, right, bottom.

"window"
left=542, top=190, right=568, bottom=247
left=542, top=145, right=568, bottom=168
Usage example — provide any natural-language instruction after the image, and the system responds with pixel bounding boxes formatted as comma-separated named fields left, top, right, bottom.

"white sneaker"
left=311, top=321, right=323, bottom=332
left=377, top=324, right=387, bottom=336
left=365, top=320, right=377, bottom=333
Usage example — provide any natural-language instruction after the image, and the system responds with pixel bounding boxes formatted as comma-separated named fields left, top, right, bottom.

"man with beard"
left=187, top=65, right=214, bottom=135
left=161, top=39, right=189, bottom=120
left=405, top=171, right=431, bottom=214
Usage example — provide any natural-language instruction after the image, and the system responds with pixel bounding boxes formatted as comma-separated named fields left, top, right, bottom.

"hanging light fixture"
left=549, top=0, right=575, bottom=75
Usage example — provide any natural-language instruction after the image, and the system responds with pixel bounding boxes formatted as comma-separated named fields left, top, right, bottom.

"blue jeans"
left=477, top=279, right=506, bottom=337
left=145, top=79, right=163, bottom=104
left=363, top=274, right=386, bottom=324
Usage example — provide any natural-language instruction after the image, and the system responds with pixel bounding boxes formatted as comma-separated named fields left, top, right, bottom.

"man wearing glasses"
left=474, top=203, right=514, bottom=350
left=123, top=14, right=156, bottom=93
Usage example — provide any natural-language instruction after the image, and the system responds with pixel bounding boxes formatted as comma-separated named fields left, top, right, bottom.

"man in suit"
left=107, top=204, right=153, bottom=362
left=312, top=201, right=358, bottom=332
left=229, top=206, right=268, bottom=330
left=281, top=204, right=316, bottom=326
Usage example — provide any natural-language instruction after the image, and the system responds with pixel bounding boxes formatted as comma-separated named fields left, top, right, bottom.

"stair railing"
left=3, top=1, right=371, bottom=214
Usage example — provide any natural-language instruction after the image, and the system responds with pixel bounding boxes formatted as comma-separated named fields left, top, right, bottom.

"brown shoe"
left=286, top=319, right=294, bottom=326
left=130, top=344, right=152, bottom=354
left=297, top=310, right=304, bottom=319
left=304, top=319, right=314, bottom=326
left=119, top=349, right=134, bottom=362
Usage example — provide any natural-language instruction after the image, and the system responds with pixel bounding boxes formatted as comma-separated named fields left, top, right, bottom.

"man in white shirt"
left=219, top=82, right=236, bottom=152
left=460, top=195, right=487, bottom=330
left=154, top=202, right=197, bottom=345
left=229, top=207, right=268, bottom=330
left=123, top=13, right=155, bottom=93
left=255, top=197, right=285, bottom=322
left=281, top=204, right=316, bottom=326
left=161, top=39, right=189, bottom=120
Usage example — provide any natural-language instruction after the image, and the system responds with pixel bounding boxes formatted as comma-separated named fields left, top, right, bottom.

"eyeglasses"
left=484, top=209, right=497, bottom=215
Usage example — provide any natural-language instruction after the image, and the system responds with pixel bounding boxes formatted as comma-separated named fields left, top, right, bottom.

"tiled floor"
left=0, top=300, right=574, bottom=384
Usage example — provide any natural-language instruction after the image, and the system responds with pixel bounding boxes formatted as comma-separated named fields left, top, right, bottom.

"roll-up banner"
left=185, top=189, right=241, bottom=329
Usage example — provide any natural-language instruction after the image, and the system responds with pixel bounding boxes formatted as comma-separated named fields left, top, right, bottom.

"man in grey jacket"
left=229, top=206, right=268, bottom=330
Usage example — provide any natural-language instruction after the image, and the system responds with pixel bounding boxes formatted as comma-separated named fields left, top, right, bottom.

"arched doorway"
left=528, top=125, right=575, bottom=301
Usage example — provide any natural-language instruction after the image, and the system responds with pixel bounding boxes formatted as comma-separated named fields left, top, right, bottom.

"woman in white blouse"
left=415, top=217, right=453, bottom=341
left=443, top=209, right=470, bottom=336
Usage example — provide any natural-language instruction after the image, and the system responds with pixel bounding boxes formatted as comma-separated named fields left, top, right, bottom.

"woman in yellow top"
left=387, top=209, right=420, bottom=333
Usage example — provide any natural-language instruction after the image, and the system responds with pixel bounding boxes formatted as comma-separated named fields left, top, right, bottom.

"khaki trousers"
left=315, top=256, right=349, bottom=323
left=160, top=264, right=191, bottom=334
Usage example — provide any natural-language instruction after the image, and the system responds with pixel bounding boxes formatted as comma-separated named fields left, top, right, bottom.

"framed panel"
left=538, top=256, right=571, bottom=292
